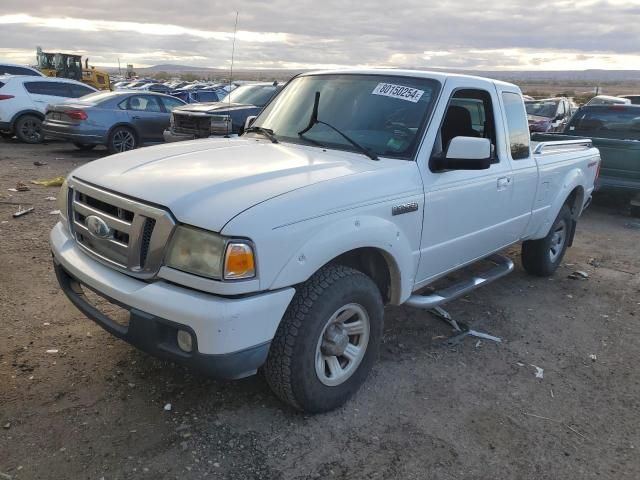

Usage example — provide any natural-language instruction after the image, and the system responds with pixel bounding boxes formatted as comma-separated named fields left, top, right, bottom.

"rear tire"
left=107, top=126, right=137, bottom=154
left=14, top=115, right=43, bottom=144
left=521, top=204, right=572, bottom=277
left=264, top=265, right=384, bottom=413
left=73, top=143, right=96, bottom=151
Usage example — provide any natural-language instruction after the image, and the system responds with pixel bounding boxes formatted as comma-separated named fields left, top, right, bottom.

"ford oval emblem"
left=85, top=215, right=112, bottom=239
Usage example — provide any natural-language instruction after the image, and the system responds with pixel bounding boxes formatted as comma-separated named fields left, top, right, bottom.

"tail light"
left=66, top=110, right=88, bottom=121
left=0, top=95, right=15, bottom=100
left=595, top=158, right=601, bottom=181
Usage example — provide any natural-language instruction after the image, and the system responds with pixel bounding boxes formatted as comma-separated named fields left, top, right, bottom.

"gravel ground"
left=1, top=138, right=639, bottom=480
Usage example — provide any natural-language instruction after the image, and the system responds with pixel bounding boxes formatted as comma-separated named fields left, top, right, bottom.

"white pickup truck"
left=51, top=69, right=600, bottom=412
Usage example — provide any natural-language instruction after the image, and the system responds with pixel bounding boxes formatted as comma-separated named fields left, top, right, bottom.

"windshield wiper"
left=244, top=126, right=278, bottom=144
left=298, top=91, right=378, bottom=161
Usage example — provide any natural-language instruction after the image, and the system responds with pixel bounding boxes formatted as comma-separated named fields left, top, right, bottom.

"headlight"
left=210, top=115, right=232, bottom=135
left=165, top=226, right=255, bottom=280
left=57, top=179, right=69, bottom=222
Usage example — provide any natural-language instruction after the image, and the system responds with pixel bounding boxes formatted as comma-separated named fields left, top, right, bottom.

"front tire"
left=521, top=204, right=572, bottom=277
left=107, top=126, right=137, bottom=154
left=264, top=265, right=384, bottom=413
left=14, top=115, right=43, bottom=143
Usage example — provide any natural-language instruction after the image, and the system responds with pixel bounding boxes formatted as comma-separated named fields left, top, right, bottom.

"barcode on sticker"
left=372, top=83, right=424, bottom=103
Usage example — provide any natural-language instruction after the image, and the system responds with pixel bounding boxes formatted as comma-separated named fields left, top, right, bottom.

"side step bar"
left=405, top=254, right=514, bottom=309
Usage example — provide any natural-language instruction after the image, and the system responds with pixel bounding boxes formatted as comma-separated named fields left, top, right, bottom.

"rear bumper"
left=50, top=221, right=295, bottom=379
left=42, top=122, right=105, bottom=144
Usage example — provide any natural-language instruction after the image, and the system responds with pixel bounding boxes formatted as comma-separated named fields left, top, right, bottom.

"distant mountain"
left=106, top=63, right=640, bottom=83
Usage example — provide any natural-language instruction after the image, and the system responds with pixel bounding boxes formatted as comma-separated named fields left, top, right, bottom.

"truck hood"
left=70, top=138, right=380, bottom=231
left=175, top=102, right=255, bottom=114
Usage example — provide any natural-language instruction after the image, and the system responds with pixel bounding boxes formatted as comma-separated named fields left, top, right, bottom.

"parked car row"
left=0, top=73, right=284, bottom=152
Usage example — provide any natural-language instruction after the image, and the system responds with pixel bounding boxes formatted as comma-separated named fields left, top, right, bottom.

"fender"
left=269, top=214, right=418, bottom=304
left=10, top=109, right=45, bottom=129
left=529, top=167, right=585, bottom=240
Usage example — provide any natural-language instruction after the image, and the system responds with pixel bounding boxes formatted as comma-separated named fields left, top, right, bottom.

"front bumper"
left=163, top=128, right=197, bottom=143
left=50, top=222, right=295, bottom=379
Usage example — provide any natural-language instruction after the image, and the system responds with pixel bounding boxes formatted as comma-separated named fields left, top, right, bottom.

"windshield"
left=525, top=100, right=558, bottom=118
left=221, top=84, right=280, bottom=107
left=251, top=74, right=440, bottom=160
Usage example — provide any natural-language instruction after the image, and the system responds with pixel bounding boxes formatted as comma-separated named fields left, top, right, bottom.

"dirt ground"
left=1, top=138, right=639, bottom=480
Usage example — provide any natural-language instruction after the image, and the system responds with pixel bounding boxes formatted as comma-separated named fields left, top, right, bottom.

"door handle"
left=497, top=177, right=511, bottom=189
left=131, top=115, right=141, bottom=120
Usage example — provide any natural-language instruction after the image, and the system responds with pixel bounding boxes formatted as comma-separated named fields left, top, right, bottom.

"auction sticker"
left=372, top=83, right=424, bottom=103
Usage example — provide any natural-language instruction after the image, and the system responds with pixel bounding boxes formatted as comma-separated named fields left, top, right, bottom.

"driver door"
left=415, top=78, right=515, bottom=284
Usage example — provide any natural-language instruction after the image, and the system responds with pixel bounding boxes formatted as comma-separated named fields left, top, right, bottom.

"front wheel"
left=264, top=265, right=384, bottom=413
left=521, top=204, right=572, bottom=277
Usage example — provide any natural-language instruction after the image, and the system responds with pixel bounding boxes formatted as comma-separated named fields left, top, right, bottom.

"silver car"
left=42, top=91, right=185, bottom=153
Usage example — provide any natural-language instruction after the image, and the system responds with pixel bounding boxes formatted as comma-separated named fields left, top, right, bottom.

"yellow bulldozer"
left=36, top=47, right=111, bottom=91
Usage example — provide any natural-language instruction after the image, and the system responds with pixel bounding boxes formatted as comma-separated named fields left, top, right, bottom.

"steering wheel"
left=384, top=121, right=413, bottom=139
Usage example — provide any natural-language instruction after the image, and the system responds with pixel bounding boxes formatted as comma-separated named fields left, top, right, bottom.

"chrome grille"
left=68, top=178, right=175, bottom=278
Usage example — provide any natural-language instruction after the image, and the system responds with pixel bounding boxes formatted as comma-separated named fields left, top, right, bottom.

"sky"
left=1, top=0, right=640, bottom=71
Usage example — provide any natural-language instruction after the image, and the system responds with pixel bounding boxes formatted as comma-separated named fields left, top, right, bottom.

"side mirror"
left=433, top=137, right=492, bottom=171
left=244, top=116, right=257, bottom=130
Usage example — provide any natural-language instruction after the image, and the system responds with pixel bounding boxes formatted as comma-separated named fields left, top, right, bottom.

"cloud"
left=1, top=1, right=639, bottom=70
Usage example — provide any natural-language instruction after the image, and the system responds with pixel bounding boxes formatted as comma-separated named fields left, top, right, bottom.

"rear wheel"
left=107, top=126, right=137, bottom=154
left=73, top=142, right=96, bottom=151
left=14, top=115, right=43, bottom=143
left=264, top=265, right=384, bottom=413
left=521, top=204, right=572, bottom=277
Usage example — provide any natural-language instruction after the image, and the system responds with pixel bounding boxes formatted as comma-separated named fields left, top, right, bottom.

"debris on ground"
left=164, top=403, right=172, bottom=411
left=568, top=270, right=589, bottom=280
left=532, top=365, right=544, bottom=379
left=12, top=206, right=34, bottom=218
left=15, top=182, right=30, bottom=192
left=31, top=176, right=65, bottom=187
left=33, top=161, right=48, bottom=166
left=49, top=210, right=61, bottom=215
left=2, top=422, right=10, bottom=429
left=589, top=354, right=597, bottom=362
left=45, top=196, right=56, bottom=201
left=46, top=349, right=59, bottom=354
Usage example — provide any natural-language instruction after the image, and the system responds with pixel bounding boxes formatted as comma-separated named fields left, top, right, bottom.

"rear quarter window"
left=502, top=92, right=531, bottom=159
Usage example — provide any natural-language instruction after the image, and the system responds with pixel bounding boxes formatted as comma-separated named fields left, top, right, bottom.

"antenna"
left=229, top=11, right=238, bottom=107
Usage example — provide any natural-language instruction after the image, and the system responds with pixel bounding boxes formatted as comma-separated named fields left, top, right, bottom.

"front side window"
left=252, top=74, right=441, bottom=160
left=502, top=92, right=531, bottom=160
left=439, top=89, right=496, bottom=157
